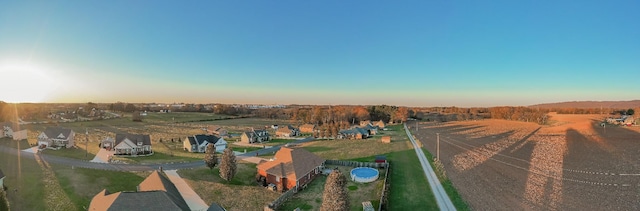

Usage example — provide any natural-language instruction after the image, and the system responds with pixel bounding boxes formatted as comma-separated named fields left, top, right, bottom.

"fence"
left=379, top=162, right=391, bottom=210
left=325, top=160, right=388, bottom=168
left=264, top=186, right=298, bottom=211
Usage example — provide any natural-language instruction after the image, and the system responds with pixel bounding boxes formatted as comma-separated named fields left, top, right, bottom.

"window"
left=276, top=176, right=280, bottom=182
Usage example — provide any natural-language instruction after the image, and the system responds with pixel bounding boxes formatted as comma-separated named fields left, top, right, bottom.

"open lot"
left=411, top=113, right=640, bottom=210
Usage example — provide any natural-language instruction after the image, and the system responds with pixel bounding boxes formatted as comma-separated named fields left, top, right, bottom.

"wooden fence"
left=264, top=186, right=297, bottom=211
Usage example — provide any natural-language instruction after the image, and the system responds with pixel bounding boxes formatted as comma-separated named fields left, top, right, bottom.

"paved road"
left=0, top=136, right=315, bottom=172
left=404, top=123, right=456, bottom=211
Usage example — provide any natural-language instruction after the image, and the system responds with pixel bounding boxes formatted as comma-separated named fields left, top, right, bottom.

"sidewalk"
left=164, top=170, right=209, bottom=211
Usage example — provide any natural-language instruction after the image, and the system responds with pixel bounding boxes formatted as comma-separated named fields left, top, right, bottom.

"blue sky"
left=0, top=1, right=638, bottom=106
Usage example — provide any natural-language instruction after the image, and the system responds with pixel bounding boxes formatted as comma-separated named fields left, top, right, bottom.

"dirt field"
left=411, top=113, right=640, bottom=210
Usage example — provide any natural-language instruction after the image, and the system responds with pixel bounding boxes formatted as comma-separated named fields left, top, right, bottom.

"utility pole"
left=416, top=121, right=418, bottom=131
left=436, top=133, right=440, bottom=161
left=85, top=128, right=89, bottom=158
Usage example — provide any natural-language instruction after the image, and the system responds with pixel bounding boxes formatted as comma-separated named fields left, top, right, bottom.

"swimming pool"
left=350, top=167, right=379, bottom=183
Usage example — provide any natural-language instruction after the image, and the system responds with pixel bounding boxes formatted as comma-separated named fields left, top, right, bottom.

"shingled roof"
left=187, top=135, right=221, bottom=146
left=42, top=127, right=73, bottom=139
left=88, top=171, right=190, bottom=211
left=257, top=147, right=325, bottom=180
left=115, top=133, right=151, bottom=146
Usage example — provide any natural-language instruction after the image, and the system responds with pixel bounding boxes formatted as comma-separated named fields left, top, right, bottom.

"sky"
left=0, top=1, right=638, bottom=107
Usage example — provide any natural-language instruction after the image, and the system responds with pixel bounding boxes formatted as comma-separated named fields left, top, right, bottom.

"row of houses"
left=337, top=121, right=384, bottom=140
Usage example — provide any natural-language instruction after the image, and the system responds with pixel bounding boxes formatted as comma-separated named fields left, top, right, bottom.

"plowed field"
left=411, top=113, right=639, bottom=210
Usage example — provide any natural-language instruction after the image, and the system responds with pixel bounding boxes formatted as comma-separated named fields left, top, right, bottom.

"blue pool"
left=350, top=167, right=379, bottom=183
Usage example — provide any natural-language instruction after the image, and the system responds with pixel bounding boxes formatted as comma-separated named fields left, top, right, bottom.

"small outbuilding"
left=381, top=136, right=391, bottom=143
left=375, top=155, right=387, bottom=164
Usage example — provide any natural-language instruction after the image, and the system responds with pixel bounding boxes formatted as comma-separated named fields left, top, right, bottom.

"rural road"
left=0, top=136, right=315, bottom=171
left=404, top=123, right=456, bottom=211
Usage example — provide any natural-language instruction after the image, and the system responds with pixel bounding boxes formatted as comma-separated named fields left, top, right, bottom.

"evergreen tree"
left=204, top=144, right=218, bottom=169
left=219, top=148, right=237, bottom=181
left=321, top=170, right=349, bottom=211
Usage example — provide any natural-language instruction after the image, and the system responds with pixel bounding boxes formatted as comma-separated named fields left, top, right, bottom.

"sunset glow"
left=0, top=62, right=59, bottom=103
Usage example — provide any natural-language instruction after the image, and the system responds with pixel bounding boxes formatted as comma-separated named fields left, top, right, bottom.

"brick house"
left=256, top=147, right=325, bottom=191
left=276, top=125, right=300, bottom=137
left=299, top=124, right=317, bottom=133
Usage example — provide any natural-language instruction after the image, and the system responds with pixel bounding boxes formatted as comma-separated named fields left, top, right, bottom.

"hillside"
left=530, top=100, right=640, bottom=109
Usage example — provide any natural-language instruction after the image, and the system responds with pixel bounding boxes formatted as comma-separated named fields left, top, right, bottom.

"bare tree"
left=219, top=148, right=237, bottom=181
left=204, top=144, right=218, bottom=169
left=321, top=170, right=349, bottom=211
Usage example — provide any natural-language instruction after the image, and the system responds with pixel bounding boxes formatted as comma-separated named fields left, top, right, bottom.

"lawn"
left=0, top=139, right=46, bottom=211
left=386, top=149, right=438, bottom=210
left=52, top=165, right=150, bottom=210
left=178, top=162, right=280, bottom=211
left=141, top=112, right=234, bottom=123
left=42, top=147, right=95, bottom=161
left=279, top=165, right=385, bottom=211
left=229, top=145, right=264, bottom=154
left=262, top=138, right=297, bottom=146
left=115, top=151, right=202, bottom=164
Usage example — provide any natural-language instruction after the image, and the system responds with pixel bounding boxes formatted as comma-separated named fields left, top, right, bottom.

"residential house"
left=362, top=124, right=379, bottom=135
left=338, top=127, right=369, bottom=140
left=88, top=171, right=190, bottom=211
left=101, top=137, right=115, bottom=150
left=240, top=128, right=270, bottom=144
left=37, top=127, right=75, bottom=148
left=375, top=120, right=386, bottom=129
left=113, top=133, right=152, bottom=155
left=0, top=168, right=5, bottom=188
left=207, top=125, right=228, bottom=137
left=256, top=147, right=326, bottom=191
left=299, top=124, right=317, bottom=133
left=1, top=122, right=27, bottom=140
left=276, top=125, right=300, bottom=137
left=183, top=134, right=227, bottom=153
left=359, top=120, right=372, bottom=127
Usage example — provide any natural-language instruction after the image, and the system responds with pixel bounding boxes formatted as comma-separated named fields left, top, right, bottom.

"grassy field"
left=0, top=139, right=47, bottom=211
left=178, top=162, right=280, bottom=211
left=114, top=151, right=202, bottom=164
left=52, top=165, right=150, bottom=210
left=42, top=147, right=95, bottom=161
left=279, top=165, right=386, bottom=211
left=386, top=149, right=438, bottom=210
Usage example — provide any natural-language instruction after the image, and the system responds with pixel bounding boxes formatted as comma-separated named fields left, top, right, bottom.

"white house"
left=1, top=122, right=27, bottom=140
left=183, top=134, right=227, bottom=153
left=113, top=133, right=152, bottom=155
left=37, top=127, right=75, bottom=148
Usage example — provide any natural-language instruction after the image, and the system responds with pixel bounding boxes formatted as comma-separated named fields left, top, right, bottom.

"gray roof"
left=207, top=203, right=226, bottom=211
left=187, top=135, right=221, bottom=146
left=43, top=127, right=73, bottom=139
left=107, top=191, right=189, bottom=211
left=115, top=133, right=151, bottom=146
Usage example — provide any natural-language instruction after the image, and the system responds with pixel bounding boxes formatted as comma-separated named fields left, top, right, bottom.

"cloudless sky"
left=1, top=1, right=638, bottom=106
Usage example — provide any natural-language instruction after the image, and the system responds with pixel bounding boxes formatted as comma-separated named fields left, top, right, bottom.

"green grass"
left=0, top=138, right=32, bottom=150
left=228, top=145, right=263, bottom=153
left=301, top=146, right=332, bottom=153
left=52, top=165, right=148, bottom=210
left=42, top=147, right=95, bottom=161
left=178, top=163, right=258, bottom=186
left=119, top=151, right=202, bottom=164
left=386, top=149, right=438, bottom=211
left=263, top=138, right=296, bottom=146
left=348, top=185, right=358, bottom=191
left=421, top=148, right=470, bottom=211
left=142, top=112, right=234, bottom=123
left=0, top=139, right=46, bottom=211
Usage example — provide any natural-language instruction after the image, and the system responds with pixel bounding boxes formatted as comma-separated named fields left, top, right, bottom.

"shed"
left=362, top=201, right=375, bottom=211
left=375, top=155, right=387, bottom=163
left=381, top=136, right=391, bottom=143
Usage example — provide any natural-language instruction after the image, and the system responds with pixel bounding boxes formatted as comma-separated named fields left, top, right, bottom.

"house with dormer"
left=183, top=134, right=227, bottom=153
left=113, top=133, right=152, bottom=156
left=240, top=128, right=270, bottom=144
left=37, top=127, right=75, bottom=148
left=276, top=125, right=300, bottom=137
